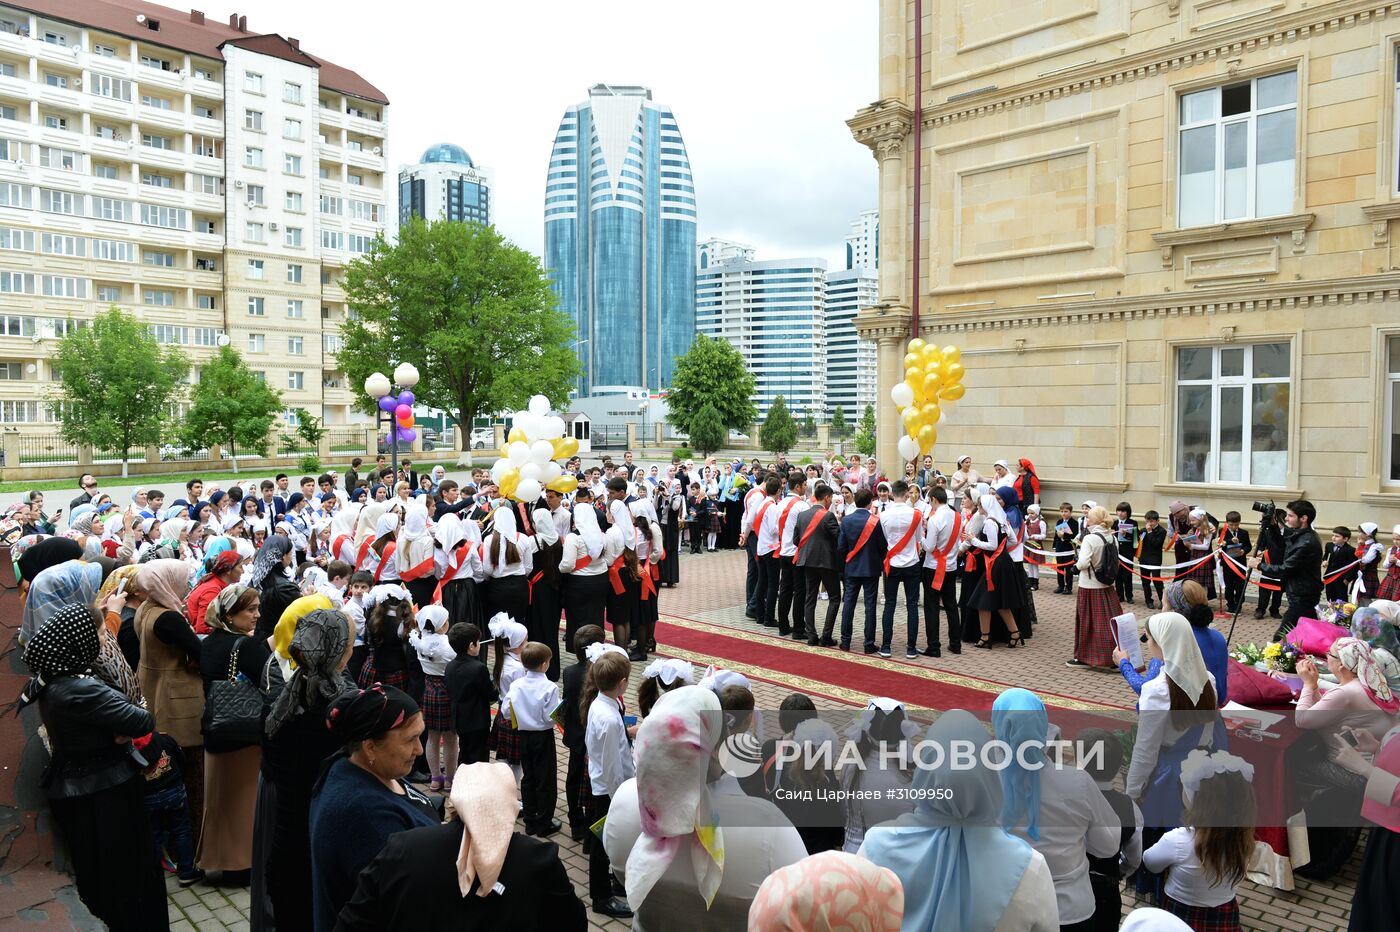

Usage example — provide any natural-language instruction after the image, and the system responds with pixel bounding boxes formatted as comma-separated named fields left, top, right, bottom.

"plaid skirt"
left=1378, top=568, right=1400, bottom=601
left=421, top=674, right=451, bottom=732
left=1074, top=586, right=1122, bottom=667
left=488, top=710, right=522, bottom=765
left=356, top=651, right=408, bottom=691
left=1159, top=893, right=1240, bottom=932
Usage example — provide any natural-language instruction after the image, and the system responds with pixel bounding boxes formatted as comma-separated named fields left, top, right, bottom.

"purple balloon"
left=378, top=395, right=397, bottom=413
left=395, top=403, right=412, bottom=420
left=401, top=427, right=417, bottom=443
left=398, top=390, right=415, bottom=407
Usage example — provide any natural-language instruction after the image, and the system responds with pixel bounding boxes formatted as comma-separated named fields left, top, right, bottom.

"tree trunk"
left=121, top=457, right=129, bottom=478
left=229, top=438, right=239, bottom=473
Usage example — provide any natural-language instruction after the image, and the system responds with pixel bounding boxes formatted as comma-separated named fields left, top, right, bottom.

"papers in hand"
left=1110, top=612, right=1144, bottom=669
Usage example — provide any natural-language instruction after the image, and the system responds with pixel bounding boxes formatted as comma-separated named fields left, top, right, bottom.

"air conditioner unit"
left=233, top=179, right=244, bottom=188
left=268, top=221, right=279, bottom=231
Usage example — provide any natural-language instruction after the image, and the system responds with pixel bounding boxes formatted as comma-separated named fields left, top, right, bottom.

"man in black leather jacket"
left=1249, top=499, right=1322, bottom=641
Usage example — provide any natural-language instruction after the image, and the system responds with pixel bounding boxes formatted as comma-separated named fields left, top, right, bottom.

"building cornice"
left=848, top=99, right=914, bottom=154
left=923, top=0, right=1395, bottom=129
left=903, top=272, right=1400, bottom=334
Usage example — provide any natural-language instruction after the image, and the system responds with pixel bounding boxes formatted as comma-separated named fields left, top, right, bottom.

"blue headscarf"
left=996, top=485, right=1023, bottom=535
left=863, top=710, right=1034, bottom=932
left=195, top=536, right=235, bottom=582
left=188, top=500, right=210, bottom=522
left=162, top=504, right=187, bottom=522
left=990, top=688, right=1048, bottom=841
left=349, top=486, right=367, bottom=503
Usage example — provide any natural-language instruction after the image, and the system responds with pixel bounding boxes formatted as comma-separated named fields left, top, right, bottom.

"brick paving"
left=157, top=546, right=1355, bottom=930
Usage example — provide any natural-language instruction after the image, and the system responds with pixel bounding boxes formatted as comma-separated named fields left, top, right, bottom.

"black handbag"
left=201, top=636, right=265, bottom=744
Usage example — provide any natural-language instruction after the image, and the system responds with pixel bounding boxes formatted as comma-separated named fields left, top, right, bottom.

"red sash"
left=980, top=525, right=1007, bottom=591
left=640, top=565, right=657, bottom=600
left=354, top=537, right=375, bottom=571
left=607, top=555, right=627, bottom=595
left=774, top=498, right=801, bottom=559
left=883, top=513, right=921, bottom=576
left=930, top=511, right=963, bottom=590
left=528, top=570, right=543, bottom=603
left=796, top=507, right=830, bottom=559
left=398, top=551, right=437, bottom=582
left=373, top=541, right=395, bottom=582
left=753, top=499, right=775, bottom=553
left=574, top=553, right=594, bottom=571
left=432, top=542, right=473, bottom=603
left=845, top=512, right=880, bottom=563
left=332, top=534, right=353, bottom=563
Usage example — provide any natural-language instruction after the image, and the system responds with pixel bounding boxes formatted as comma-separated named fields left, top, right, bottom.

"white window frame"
left=283, top=118, right=301, bottom=140
left=248, top=297, right=265, bottom=316
left=283, top=227, right=303, bottom=248
left=244, top=72, right=263, bottom=94
left=244, top=109, right=263, bottom=131
left=284, top=153, right=302, bottom=175
left=285, top=191, right=303, bottom=211
left=246, top=184, right=264, bottom=206
left=1175, top=342, right=1291, bottom=487
left=287, top=263, right=303, bottom=284
left=287, top=370, right=304, bottom=390
left=247, top=333, right=265, bottom=353
left=286, top=298, right=304, bottom=318
left=287, top=336, right=304, bottom=355
left=1386, top=334, right=1400, bottom=485
left=247, top=259, right=264, bottom=280
left=283, top=81, right=303, bottom=105
left=244, top=147, right=264, bottom=169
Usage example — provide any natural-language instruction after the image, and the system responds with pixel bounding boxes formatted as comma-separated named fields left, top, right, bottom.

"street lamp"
left=364, top=363, right=420, bottom=488
left=639, top=398, right=650, bottom=447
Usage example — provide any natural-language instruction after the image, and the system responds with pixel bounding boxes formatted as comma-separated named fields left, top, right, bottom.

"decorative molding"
left=1153, top=481, right=1304, bottom=499
left=955, top=1, right=1099, bottom=54
left=1183, top=244, right=1280, bottom=282
left=1169, top=0, right=1182, bottom=14
left=1361, top=202, right=1400, bottom=245
left=847, top=99, right=913, bottom=160
left=853, top=302, right=913, bottom=342
left=1152, top=213, right=1314, bottom=265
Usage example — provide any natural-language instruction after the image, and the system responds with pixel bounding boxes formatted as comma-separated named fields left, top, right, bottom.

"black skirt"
left=404, top=575, right=438, bottom=615
left=528, top=578, right=563, bottom=680
left=721, top=499, right=743, bottom=549
left=968, top=550, right=1028, bottom=613
left=1351, top=826, right=1400, bottom=930
left=482, top=574, right=530, bottom=628
left=440, top=576, right=480, bottom=630
left=607, top=571, right=640, bottom=630
left=659, top=521, right=681, bottom=584
left=564, top=572, right=609, bottom=643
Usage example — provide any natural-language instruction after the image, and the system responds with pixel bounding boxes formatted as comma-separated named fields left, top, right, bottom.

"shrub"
left=672, top=446, right=693, bottom=461
left=299, top=454, right=321, bottom=474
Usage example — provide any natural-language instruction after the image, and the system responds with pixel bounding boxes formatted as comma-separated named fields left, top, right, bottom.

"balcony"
left=345, top=111, right=383, bottom=139
left=345, top=147, right=382, bottom=171
left=135, top=64, right=185, bottom=92
left=87, top=93, right=135, bottom=121
left=137, top=105, right=188, bottom=132
left=37, top=82, right=82, bottom=110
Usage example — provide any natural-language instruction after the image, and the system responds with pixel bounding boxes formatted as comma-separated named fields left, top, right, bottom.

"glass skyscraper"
left=544, top=85, right=697, bottom=394
left=398, top=143, right=491, bottom=227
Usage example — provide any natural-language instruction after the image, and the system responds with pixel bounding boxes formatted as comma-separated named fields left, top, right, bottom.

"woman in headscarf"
left=20, top=556, right=113, bottom=645
left=860, top=708, right=1058, bottom=932
left=602, top=685, right=808, bottom=930
left=656, top=477, right=684, bottom=586
left=395, top=500, right=439, bottom=609
left=1295, top=636, right=1399, bottom=748
left=479, top=504, right=537, bottom=637
left=335, top=761, right=586, bottom=930
left=250, top=535, right=299, bottom=639
left=433, top=512, right=482, bottom=629
left=19, top=604, right=169, bottom=931
left=747, top=850, right=903, bottom=932
left=560, top=501, right=611, bottom=650
left=259, top=608, right=356, bottom=930
left=604, top=498, right=642, bottom=651
left=1117, top=581, right=1230, bottom=707
left=997, top=484, right=1039, bottom=636
left=197, top=584, right=269, bottom=883
left=14, top=534, right=80, bottom=591
left=961, top=492, right=1028, bottom=649
left=329, top=502, right=361, bottom=567
left=187, top=545, right=243, bottom=636
left=991, top=689, right=1122, bottom=928
left=429, top=464, right=446, bottom=494
left=526, top=501, right=565, bottom=680
left=91, top=565, right=143, bottom=703
left=1068, top=505, right=1124, bottom=669
left=630, top=499, right=665, bottom=662
left=309, top=684, right=437, bottom=931
left=948, top=455, right=983, bottom=495
left=134, top=558, right=207, bottom=835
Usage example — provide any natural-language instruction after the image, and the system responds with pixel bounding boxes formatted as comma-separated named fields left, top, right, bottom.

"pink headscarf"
left=449, top=761, right=518, bottom=897
left=747, top=850, right=904, bottom=931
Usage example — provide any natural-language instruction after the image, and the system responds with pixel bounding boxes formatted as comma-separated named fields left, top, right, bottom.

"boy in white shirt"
left=502, top=642, right=561, bottom=836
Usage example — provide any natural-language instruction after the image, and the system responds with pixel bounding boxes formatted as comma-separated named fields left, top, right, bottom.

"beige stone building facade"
left=851, top=0, right=1400, bottom=526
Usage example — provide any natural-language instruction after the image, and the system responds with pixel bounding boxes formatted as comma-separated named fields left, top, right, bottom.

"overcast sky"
left=230, top=0, right=878, bottom=268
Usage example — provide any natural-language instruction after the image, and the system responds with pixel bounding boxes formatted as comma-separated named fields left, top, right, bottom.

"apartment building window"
left=348, top=199, right=379, bottom=222
left=93, top=196, right=130, bottom=221
left=139, top=55, right=172, bottom=71
left=42, top=275, right=86, bottom=298
left=96, top=285, right=121, bottom=302
left=286, top=299, right=304, bottom=318
left=246, top=184, right=264, bottom=206
left=248, top=297, right=265, bottom=316
left=41, top=233, right=84, bottom=256
left=194, top=104, right=216, bottom=120
left=285, top=191, right=303, bottom=211
left=287, top=371, right=304, bottom=390
left=347, top=173, right=363, bottom=186
left=1, top=401, right=40, bottom=423
left=319, top=166, right=331, bottom=179
left=194, top=136, right=221, bottom=158
left=194, top=256, right=217, bottom=271
left=92, top=239, right=135, bottom=262
left=144, top=289, right=174, bottom=307
left=247, top=333, right=265, bottom=353
left=244, top=72, right=263, bottom=94
left=142, top=250, right=174, bottom=267
left=323, top=333, right=343, bottom=353
left=39, top=146, right=80, bottom=171
left=193, top=327, right=220, bottom=346
left=245, top=222, right=265, bottom=242
left=244, top=109, right=263, bottom=132
left=319, top=195, right=342, bottom=215
left=141, top=171, right=173, bottom=188
left=284, top=153, right=302, bottom=175
left=197, top=174, right=221, bottom=195
left=196, top=295, right=215, bottom=310
left=287, top=336, right=303, bottom=355
left=1178, top=70, right=1297, bottom=228
left=140, top=204, right=187, bottom=229
left=91, top=74, right=131, bottom=101
left=0, top=272, right=34, bottom=293
left=141, top=94, right=172, bottom=110
left=283, top=407, right=300, bottom=426
left=1176, top=342, right=1290, bottom=486
left=0, top=227, right=32, bottom=250
left=245, top=147, right=264, bottom=169
left=320, top=230, right=343, bottom=250
left=150, top=325, right=187, bottom=345
left=286, top=263, right=303, bottom=284
left=0, top=361, right=22, bottom=379
left=0, top=63, right=13, bottom=78
left=39, top=189, right=82, bottom=215
left=141, top=133, right=172, bottom=151
left=0, top=313, right=35, bottom=333
left=283, top=227, right=303, bottom=247
left=283, top=118, right=301, bottom=140
left=283, top=81, right=303, bottom=104
left=0, top=182, right=29, bottom=208
left=194, top=67, right=216, bottom=81
left=347, top=233, right=371, bottom=254
left=42, top=115, right=69, bottom=131
left=93, top=164, right=119, bottom=180
left=0, top=139, right=19, bottom=162
left=93, top=45, right=116, bottom=58
left=43, top=72, right=68, bottom=89
left=247, top=259, right=265, bottom=280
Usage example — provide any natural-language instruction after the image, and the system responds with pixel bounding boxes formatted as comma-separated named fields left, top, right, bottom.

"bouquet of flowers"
left=1230, top=641, right=1301, bottom=673
left=1315, top=599, right=1358, bottom=627
left=730, top=474, right=749, bottom=494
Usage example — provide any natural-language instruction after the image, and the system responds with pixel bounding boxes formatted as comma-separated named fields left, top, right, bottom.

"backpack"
left=1091, top=530, right=1120, bottom=586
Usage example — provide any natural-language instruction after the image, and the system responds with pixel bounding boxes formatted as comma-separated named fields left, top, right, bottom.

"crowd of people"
left=8, top=448, right=1400, bottom=932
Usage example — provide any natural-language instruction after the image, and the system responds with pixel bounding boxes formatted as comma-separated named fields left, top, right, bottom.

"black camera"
left=1251, top=500, right=1276, bottom=520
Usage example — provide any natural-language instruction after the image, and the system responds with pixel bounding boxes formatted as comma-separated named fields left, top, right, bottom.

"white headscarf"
left=435, top=512, right=468, bottom=552
left=979, top=493, right=1008, bottom=528
left=487, top=612, right=527, bottom=649
left=488, top=505, right=519, bottom=569
left=331, top=503, right=360, bottom=542
left=630, top=495, right=659, bottom=523
left=397, top=502, right=434, bottom=573
left=373, top=512, right=399, bottom=541
left=610, top=499, right=636, bottom=551
left=417, top=604, right=449, bottom=633
left=1146, top=612, right=1211, bottom=705
left=356, top=501, right=389, bottom=542
left=532, top=507, right=558, bottom=547
left=573, top=503, right=603, bottom=559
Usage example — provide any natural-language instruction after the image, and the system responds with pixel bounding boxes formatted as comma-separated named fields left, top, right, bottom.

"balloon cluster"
left=489, top=394, right=581, bottom=502
left=890, top=338, right=966, bottom=462
left=377, top=389, right=419, bottom=445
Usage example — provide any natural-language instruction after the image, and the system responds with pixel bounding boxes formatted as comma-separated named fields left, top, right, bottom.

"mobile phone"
left=1341, top=729, right=1360, bottom=748
left=114, top=577, right=128, bottom=598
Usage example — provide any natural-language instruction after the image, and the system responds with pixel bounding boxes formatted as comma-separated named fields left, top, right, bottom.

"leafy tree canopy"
left=854, top=403, right=877, bottom=456
left=760, top=395, right=798, bottom=456
left=182, top=346, right=283, bottom=471
left=688, top=402, right=726, bottom=455
left=666, top=333, right=757, bottom=435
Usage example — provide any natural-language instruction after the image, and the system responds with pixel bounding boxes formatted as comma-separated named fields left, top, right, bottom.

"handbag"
left=201, top=636, right=266, bottom=744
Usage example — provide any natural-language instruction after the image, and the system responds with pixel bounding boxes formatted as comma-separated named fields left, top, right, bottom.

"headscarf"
left=573, top=503, right=604, bottom=559
left=1119, top=908, right=1193, bottom=931
left=862, top=709, right=1033, bottom=932
left=373, top=512, right=400, bottom=542
left=624, top=685, right=725, bottom=912
left=273, top=594, right=336, bottom=676
left=196, top=536, right=235, bottom=582
left=487, top=613, right=527, bottom=650
left=187, top=500, right=210, bottom=522
left=746, top=850, right=904, bottom=931
left=19, top=604, right=102, bottom=708
left=331, top=504, right=360, bottom=545
left=1165, top=581, right=1190, bottom=616
left=486, top=505, right=518, bottom=569
left=21, top=560, right=107, bottom=644
left=610, top=499, right=636, bottom=551
left=995, top=485, right=1022, bottom=533
left=978, top=493, right=1008, bottom=530
left=266, top=608, right=352, bottom=736
left=201, top=583, right=250, bottom=633
left=349, top=485, right=367, bottom=504
left=431, top=464, right=446, bottom=486
left=643, top=658, right=694, bottom=687
left=326, top=683, right=419, bottom=742
left=1330, top=637, right=1399, bottom=713
left=96, top=565, right=140, bottom=626
left=1146, top=612, right=1210, bottom=705
left=356, top=501, right=389, bottom=541
left=397, top=502, right=435, bottom=574
left=249, top=536, right=292, bottom=589
left=16, top=535, right=81, bottom=582
left=136, top=559, right=192, bottom=614
left=991, top=688, right=1048, bottom=841
left=630, top=495, right=659, bottom=524
left=434, top=512, right=469, bottom=553
left=449, top=761, right=518, bottom=898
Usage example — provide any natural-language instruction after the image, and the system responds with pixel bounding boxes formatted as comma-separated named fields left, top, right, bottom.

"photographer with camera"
left=1247, top=499, right=1322, bottom=641
left=1251, top=502, right=1285, bottom=620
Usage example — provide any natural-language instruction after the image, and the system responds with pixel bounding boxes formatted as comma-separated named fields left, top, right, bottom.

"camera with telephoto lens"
left=1251, top=500, right=1276, bottom=520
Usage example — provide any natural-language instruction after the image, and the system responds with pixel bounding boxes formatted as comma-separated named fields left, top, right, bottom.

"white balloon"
left=515, top=412, right=540, bottom=439
left=519, top=462, right=542, bottom=482
left=897, top=435, right=920, bottom=462
left=541, top=461, right=562, bottom=483
left=490, top=458, right=510, bottom=482
left=507, top=441, right=531, bottom=467
left=529, top=439, right=555, bottom=465
left=891, top=383, right=915, bottom=409
left=515, top=478, right=542, bottom=502
left=528, top=394, right=550, bottom=417
left=540, top=416, right=565, bottom=440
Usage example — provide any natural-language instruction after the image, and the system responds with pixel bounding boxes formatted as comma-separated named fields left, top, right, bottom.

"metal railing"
left=327, top=429, right=367, bottom=454
left=278, top=434, right=317, bottom=457
left=18, top=435, right=79, bottom=465
left=92, top=445, right=147, bottom=464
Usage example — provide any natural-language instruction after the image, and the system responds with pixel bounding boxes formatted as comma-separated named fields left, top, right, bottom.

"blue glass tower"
left=398, top=143, right=491, bottom=227
left=544, top=85, right=697, bottom=395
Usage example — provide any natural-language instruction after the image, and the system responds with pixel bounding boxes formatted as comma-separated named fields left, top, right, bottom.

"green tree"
left=854, top=403, right=877, bottom=456
left=339, top=218, right=579, bottom=458
left=688, top=402, right=726, bottom=455
left=292, top=407, right=327, bottom=448
left=801, top=410, right=817, bottom=438
left=666, top=333, right=757, bottom=435
left=46, top=308, right=188, bottom=477
left=760, top=395, right=798, bottom=456
left=182, top=346, right=283, bottom=472
left=830, top=405, right=848, bottom=437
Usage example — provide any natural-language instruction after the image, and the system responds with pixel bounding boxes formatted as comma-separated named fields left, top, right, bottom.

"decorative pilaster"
left=855, top=302, right=915, bottom=474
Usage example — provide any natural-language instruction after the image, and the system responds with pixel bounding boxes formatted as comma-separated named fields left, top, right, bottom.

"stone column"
left=626, top=422, right=637, bottom=452
left=493, top=424, right=506, bottom=451
left=874, top=132, right=907, bottom=306
left=2, top=431, right=19, bottom=472
left=817, top=423, right=830, bottom=451
left=364, top=428, right=377, bottom=458
left=856, top=304, right=913, bottom=477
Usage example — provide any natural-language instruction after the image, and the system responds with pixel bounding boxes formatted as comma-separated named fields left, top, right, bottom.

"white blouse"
left=1143, top=827, right=1239, bottom=907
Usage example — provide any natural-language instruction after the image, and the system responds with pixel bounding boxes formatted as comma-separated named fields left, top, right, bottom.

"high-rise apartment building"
left=845, top=207, right=878, bottom=271
left=544, top=84, right=696, bottom=395
left=696, top=247, right=825, bottom=421
left=398, top=143, right=490, bottom=227
left=0, top=1, right=388, bottom=429
left=696, top=236, right=753, bottom=269
left=824, top=267, right=877, bottom=420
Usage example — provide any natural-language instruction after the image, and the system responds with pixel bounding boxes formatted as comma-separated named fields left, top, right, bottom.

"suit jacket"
left=561, top=659, right=588, bottom=750
left=445, top=655, right=496, bottom=734
left=792, top=504, right=840, bottom=570
left=334, top=823, right=586, bottom=932
left=837, top=508, right=886, bottom=577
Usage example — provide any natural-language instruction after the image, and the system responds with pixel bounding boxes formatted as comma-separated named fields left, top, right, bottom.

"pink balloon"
left=395, top=403, right=412, bottom=420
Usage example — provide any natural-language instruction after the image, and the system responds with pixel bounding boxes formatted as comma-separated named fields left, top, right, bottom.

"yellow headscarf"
left=273, top=594, right=334, bottom=669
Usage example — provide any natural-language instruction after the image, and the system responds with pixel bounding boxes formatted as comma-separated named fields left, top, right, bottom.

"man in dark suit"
left=793, top=483, right=842, bottom=647
left=837, top=487, right=887, bottom=653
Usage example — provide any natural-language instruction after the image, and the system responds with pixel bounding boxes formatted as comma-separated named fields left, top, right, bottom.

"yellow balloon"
left=942, top=345, right=961, bottom=364
left=902, top=407, right=921, bottom=434
left=906, top=337, right=927, bottom=354
left=552, top=436, right=579, bottom=460
left=507, top=426, right=527, bottom=443
left=939, top=382, right=966, bottom=401
left=498, top=471, right=520, bottom=498
left=547, top=475, right=579, bottom=493
left=920, top=344, right=942, bottom=365
left=917, top=423, right=937, bottom=452
left=944, top=361, right=965, bottom=384
left=910, top=385, right=926, bottom=408
left=922, top=372, right=943, bottom=397
left=904, top=367, right=922, bottom=385
left=903, top=352, right=921, bottom=370
left=920, top=402, right=941, bottom=424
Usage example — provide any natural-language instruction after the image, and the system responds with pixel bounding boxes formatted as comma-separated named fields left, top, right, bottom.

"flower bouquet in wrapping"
left=1315, top=599, right=1358, bottom=628
left=1230, top=641, right=1300, bottom=674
